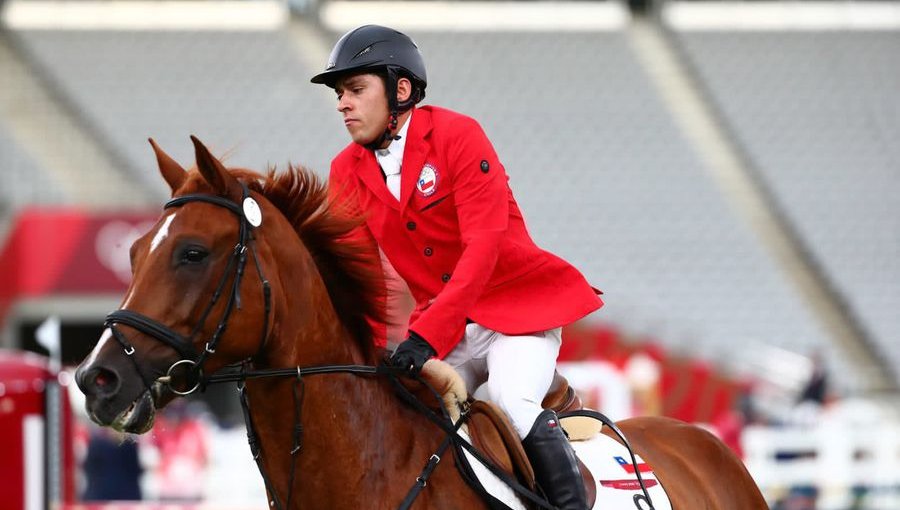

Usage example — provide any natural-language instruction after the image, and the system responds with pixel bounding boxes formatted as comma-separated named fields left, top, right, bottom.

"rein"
left=208, top=361, right=656, bottom=510
left=105, top=186, right=655, bottom=510
left=228, top=364, right=390, bottom=510
left=214, top=361, right=558, bottom=510
left=205, top=364, right=379, bottom=383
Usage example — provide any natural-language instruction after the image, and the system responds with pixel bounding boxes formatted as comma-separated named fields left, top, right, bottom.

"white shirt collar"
left=375, top=110, right=412, bottom=176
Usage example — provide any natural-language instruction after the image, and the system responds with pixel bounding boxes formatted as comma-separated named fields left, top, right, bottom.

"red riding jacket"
left=329, top=106, right=603, bottom=358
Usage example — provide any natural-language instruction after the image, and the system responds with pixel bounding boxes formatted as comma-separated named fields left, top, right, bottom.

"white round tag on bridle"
left=243, top=197, right=263, bottom=227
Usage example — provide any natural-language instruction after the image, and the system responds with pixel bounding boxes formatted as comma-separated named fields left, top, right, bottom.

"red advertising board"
left=0, top=208, right=158, bottom=327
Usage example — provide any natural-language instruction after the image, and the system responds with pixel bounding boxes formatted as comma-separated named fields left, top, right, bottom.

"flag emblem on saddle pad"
left=614, top=456, right=653, bottom=474
left=417, top=164, right=438, bottom=197
left=546, top=418, right=558, bottom=429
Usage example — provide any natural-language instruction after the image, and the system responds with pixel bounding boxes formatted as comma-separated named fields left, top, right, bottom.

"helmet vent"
left=310, top=26, right=426, bottom=91
left=352, top=45, right=373, bottom=61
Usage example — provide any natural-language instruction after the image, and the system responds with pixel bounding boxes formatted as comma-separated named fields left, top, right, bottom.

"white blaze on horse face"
left=121, top=212, right=176, bottom=310
left=149, top=213, right=177, bottom=254
left=84, top=328, right=115, bottom=367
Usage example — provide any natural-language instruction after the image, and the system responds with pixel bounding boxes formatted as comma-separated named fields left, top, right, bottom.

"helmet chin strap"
left=365, top=111, right=399, bottom=151
left=364, top=67, right=416, bottom=151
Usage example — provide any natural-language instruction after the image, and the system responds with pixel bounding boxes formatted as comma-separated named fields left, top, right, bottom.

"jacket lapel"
left=352, top=144, right=400, bottom=211
left=399, top=109, right=433, bottom=213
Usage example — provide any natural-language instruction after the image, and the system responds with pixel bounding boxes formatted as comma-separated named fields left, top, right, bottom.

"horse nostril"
left=95, top=369, right=113, bottom=388
left=82, top=367, right=120, bottom=396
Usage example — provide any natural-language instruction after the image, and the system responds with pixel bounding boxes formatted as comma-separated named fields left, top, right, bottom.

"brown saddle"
left=402, top=360, right=598, bottom=507
left=464, top=372, right=598, bottom=508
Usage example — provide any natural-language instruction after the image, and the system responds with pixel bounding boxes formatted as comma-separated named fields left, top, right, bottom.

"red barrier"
left=0, top=350, right=75, bottom=510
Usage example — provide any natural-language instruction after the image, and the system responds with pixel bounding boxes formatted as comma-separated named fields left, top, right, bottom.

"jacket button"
left=424, top=247, right=433, bottom=256
left=441, top=273, right=451, bottom=283
left=480, top=160, right=490, bottom=173
left=406, top=221, right=416, bottom=231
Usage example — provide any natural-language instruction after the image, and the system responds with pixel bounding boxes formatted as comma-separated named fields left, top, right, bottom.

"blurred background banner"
left=0, top=0, right=898, bottom=509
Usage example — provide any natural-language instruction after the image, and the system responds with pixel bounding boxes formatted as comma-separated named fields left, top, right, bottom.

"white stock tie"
left=378, top=149, right=402, bottom=200
left=386, top=165, right=401, bottom=201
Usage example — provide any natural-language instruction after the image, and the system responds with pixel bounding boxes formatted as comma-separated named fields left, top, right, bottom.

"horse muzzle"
left=76, top=362, right=157, bottom=434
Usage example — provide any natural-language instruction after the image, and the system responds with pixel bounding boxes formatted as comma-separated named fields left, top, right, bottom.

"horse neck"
left=261, top=238, right=364, bottom=368
left=243, top=238, right=427, bottom=506
left=245, top=369, right=417, bottom=507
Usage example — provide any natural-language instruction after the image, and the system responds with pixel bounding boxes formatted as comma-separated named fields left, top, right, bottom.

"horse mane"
left=231, top=166, right=385, bottom=362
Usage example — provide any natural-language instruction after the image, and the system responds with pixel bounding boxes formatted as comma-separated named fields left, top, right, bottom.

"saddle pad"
left=460, top=419, right=672, bottom=510
left=572, top=432, right=674, bottom=510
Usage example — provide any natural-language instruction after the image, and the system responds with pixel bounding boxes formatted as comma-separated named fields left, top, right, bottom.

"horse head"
left=75, top=136, right=381, bottom=434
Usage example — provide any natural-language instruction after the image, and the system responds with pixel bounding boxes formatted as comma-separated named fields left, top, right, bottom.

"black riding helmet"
left=311, top=25, right=427, bottom=149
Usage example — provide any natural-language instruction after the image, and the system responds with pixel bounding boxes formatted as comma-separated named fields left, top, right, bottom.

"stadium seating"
left=0, top=122, right=65, bottom=210
left=675, top=31, right=900, bottom=379
left=12, top=29, right=345, bottom=194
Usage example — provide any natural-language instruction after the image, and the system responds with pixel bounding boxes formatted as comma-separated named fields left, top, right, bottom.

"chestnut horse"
left=75, top=137, right=768, bottom=509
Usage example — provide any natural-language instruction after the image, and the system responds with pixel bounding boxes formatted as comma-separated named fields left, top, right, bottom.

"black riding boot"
left=522, top=409, right=589, bottom=510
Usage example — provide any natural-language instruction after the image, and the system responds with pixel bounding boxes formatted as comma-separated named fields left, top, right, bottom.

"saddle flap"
left=466, top=400, right=598, bottom=509
left=466, top=400, right=536, bottom=490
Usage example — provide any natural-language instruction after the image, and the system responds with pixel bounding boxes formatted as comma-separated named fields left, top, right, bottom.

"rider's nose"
left=76, top=365, right=121, bottom=397
left=337, top=96, right=351, bottom=113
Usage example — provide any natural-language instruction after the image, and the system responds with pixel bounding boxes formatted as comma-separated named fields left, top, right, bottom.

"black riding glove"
left=390, top=331, right=437, bottom=375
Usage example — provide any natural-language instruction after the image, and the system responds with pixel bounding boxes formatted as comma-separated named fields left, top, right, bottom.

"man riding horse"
left=312, top=25, right=604, bottom=510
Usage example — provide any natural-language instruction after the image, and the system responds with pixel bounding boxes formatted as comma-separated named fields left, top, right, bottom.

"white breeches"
left=444, top=323, right=562, bottom=439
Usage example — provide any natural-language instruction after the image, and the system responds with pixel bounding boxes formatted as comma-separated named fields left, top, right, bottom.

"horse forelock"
left=220, top=166, right=385, bottom=363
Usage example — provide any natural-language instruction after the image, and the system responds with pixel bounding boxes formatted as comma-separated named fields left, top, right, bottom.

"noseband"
left=105, top=183, right=271, bottom=395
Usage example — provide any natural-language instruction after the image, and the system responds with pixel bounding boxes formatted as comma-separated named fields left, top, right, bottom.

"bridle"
left=99, top=181, right=657, bottom=510
left=105, top=182, right=271, bottom=396
left=98, top=184, right=413, bottom=510
left=101, top=184, right=307, bottom=509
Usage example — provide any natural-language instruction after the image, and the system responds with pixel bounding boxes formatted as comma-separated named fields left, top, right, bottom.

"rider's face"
left=335, top=73, right=389, bottom=146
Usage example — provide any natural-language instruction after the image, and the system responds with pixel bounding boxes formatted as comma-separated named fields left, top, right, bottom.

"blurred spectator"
left=737, top=381, right=762, bottom=426
left=148, top=399, right=210, bottom=502
left=772, top=485, right=818, bottom=510
left=789, top=351, right=831, bottom=427
left=797, top=351, right=828, bottom=406
left=82, top=427, right=142, bottom=501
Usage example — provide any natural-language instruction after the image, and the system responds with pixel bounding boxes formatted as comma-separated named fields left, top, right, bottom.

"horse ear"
left=190, top=135, right=241, bottom=199
left=149, top=138, right=186, bottom=193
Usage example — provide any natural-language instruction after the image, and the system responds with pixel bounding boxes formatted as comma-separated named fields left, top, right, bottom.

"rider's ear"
left=190, top=135, right=242, bottom=200
left=149, top=138, right=186, bottom=194
left=397, top=77, right=412, bottom=103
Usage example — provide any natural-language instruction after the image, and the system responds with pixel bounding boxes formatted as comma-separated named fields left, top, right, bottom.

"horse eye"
left=180, top=247, right=209, bottom=265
